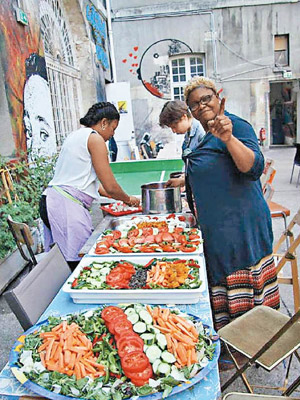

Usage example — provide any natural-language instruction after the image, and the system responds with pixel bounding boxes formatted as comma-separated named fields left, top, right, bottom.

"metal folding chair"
left=273, top=208, right=300, bottom=312
left=219, top=305, right=300, bottom=396
left=290, top=143, right=300, bottom=187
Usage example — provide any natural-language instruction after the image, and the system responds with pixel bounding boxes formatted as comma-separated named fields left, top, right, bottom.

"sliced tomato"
left=142, top=227, right=153, bottom=236
left=95, top=247, right=109, bottom=254
left=189, top=233, right=200, bottom=240
left=106, top=272, right=128, bottom=287
left=144, top=235, right=155, bottom=243
left=161, top=244, right=177, bottom=252
left=127, top=228, right=139, bottom=238
left=161, top=232, right=174, bottom=242
left=118, top=337, right=144, bottom=358
left=126, top=364, right=153, bottom=382
left=119, top=247, right=133, bottom=253
left=113, top=319, right=133, bottom=338
left=154, top=233, right=163, bottom=243
left=139, top=246, right=154, bottom=253
left=178, top=235, right=188, bottom=244
left=159, top=226, right=169, bottom=232
left=112, top=230, right=122, bottom=239
left=134, top=236, right=146, bottom=244
left=101, top=306, right=124, bottom=323
left=180, top=245, right=197, bottom=252
left=118, top=238, right=129, bottom=247
left=178, top=215, right=186, bottom=221
left=173, top=227, right=184, bottom=234
left=121, top=351, right=149, bottom=373
left=167, top=213, right=176, bottom=219
left=117, top=333, right=144, bottom=348
left=128, top=237, right=137, bottom=246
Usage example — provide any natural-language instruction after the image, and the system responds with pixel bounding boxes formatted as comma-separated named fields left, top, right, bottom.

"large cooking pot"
left=141, top=181, right=182, bottom=214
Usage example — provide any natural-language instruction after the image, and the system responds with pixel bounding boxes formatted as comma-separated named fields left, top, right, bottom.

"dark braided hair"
left=79, top=102, right=120, bottom=127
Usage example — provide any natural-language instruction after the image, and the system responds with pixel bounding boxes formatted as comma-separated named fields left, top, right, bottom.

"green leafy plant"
left=0, top=153, right=57, bottom=259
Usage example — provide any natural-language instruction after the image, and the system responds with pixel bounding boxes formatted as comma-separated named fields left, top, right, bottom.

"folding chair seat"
left=4, top=244, right=71, bottom=331
left=223, top=393, right=292, bottom=400
left=219, top=305, right=300, bottom=396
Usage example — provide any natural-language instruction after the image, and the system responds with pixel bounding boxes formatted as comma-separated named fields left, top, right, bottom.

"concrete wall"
left=110, top=0, right=300, bottom=146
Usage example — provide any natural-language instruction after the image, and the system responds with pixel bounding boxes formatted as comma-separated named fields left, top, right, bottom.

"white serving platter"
left=63, top=254, right=206, bottom=304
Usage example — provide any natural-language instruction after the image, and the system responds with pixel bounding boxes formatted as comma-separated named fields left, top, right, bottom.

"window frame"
left=169, top=53, right=205, bottom=100
left=274, top=34, right=289, bottom=67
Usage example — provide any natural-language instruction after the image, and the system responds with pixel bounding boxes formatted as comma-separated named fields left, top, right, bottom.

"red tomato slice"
left=117, top=333, right=144, bottom=348
left=178, top=215, right=186, bottom=221
left=112, top=230, right=122, bottom=239
left=121, top=351, right=149, bottom=373
left=139, top=246, right=154, bottom=253
left=189, top=234, right=200, bottom=240
left=180, top=245, right=197, bottom=252
left=94, top=247, right=109, bottom=254
left=142, top=227, right=153, bottom=236
left=126, top=364, right=153, bottom=382
left=113, top=319, right=133, bottom=338
left=119, top=247, right=133, bottom=253
left=167, top=213, right=176, bottom=219
left=154, top=233, right=162, bottom=243
left=118, top=238, right=129, bottom=247
left=144, top=235, right=155, bottom=243
left=106, top=272, right=129, bottom=287
left=134, top=236, right=146, bottom=244
left=178, top=235, right=188, bottom=244
left=101, top=306, right=124, bottom=322
left=174, top=227, right=184, bottom=234
left=161, top=244, right=177, bottom=252
left=117, top=337, right=144, bottom=358
left=128, top=237, right=137, bottom=246
left=127, top=228, right=139, bottom=238
left=161, top=232, right=174, bottom=242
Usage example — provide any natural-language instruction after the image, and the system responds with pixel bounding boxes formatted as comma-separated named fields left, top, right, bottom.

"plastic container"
left=62, top=254, right=206, bottom=304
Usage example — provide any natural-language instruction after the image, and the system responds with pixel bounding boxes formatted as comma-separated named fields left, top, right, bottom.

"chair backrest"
left=294, top=143, right=300, bottom=166
left=260, top=159, right=274, bottom=190
left=7, top=215, right=37, bottom=266
left=4, top=244, right=71, bottom=331
left=263, top=183, right=274, bottom=201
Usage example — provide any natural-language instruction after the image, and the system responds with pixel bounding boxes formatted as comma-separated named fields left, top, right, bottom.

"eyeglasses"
left=188, top=94, right=215, bottom=112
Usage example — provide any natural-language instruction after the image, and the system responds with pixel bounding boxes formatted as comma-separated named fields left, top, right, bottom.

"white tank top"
left=49, top=127, right=100, bottom=199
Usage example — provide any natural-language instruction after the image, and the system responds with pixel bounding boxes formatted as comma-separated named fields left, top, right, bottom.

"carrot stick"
left=45, top=338, right=55, bottom=361
left=187, top=349, right=192, bottom=367
left=177, top=343, right=187, bottom=365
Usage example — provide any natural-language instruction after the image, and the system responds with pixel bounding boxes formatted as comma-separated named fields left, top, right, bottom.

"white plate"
left=63, top=254, right=206, bottom=304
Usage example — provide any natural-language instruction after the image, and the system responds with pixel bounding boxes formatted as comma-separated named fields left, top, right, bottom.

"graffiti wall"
left=0, top=1, right=56, bottom=158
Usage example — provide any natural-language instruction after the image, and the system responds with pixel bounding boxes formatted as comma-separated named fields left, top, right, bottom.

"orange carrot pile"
left=146, top=261, right=189, bottom=288
left=38, top=321, right=105, bottom=380
left=149, top=306, right=199, bottom=368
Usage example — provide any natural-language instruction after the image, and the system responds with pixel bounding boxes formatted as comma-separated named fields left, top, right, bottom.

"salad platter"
left=88, top=213, right=203, bottom=257
left=62, top=255, right=205, bottom=304
left=9, top=305, right=220, bottom=400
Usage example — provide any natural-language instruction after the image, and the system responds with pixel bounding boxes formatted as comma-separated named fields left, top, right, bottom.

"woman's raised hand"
left=207, top=98, right=233, bottom=143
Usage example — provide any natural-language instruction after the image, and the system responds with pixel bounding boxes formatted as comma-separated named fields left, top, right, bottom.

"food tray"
left=63, top=254, right=206, bottom=304
left=88, top=213, right=203, bottom=257
left=101, top=203, right=142, bottom=216
left=9, top=307, right=220, bottom=400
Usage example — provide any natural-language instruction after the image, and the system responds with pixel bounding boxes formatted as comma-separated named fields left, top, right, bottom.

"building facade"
left=110, top=0, right=300, bottom=147
left=0, top=0, right=111, bottom=158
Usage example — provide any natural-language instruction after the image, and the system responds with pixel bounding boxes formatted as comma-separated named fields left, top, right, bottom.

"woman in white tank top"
left=40, top=102, right=140, bottom=269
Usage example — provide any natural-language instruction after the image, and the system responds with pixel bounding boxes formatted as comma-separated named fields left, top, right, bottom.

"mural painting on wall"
left=0, top=1, right=56, bottom=159
left=121, top=39, right=193, bottom=99
left=86, top=3, right=109, bottom=71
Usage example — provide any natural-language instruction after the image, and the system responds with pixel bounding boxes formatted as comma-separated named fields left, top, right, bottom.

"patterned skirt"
left=210, top=254, right=280, bottom=331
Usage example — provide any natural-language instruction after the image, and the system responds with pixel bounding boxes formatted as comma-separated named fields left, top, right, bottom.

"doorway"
left=269, top=81, right=297, bottom=145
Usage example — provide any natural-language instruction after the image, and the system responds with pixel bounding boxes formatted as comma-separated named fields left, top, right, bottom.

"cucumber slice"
left=152, top=359, right=161, bottom=374
left=146, top=345, right=162, bottom=363
left=156, top=333, right=167, bottom=349
left=158, top=362, right=171, bottom=375
left=161, top=350, right=176, bottom=364
left=124, top=307, right=136, bottom=316
left=99, top=267, right=111, bottom=275
left=139, top=309, right=153, bottom=325
left=133, top=321, right=146, bottom=333
left=170, top=365, right=186, bottom=381
left=140, top=333, right=155, bottom=345
left=127, top=312, right=139, bottom=324
left=143, top=344, right=148, bottom=352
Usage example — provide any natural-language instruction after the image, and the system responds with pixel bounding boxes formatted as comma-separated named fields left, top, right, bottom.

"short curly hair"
left=159, top=100, right=192, bottom=127
left=184, top=76, right=218, bottom=103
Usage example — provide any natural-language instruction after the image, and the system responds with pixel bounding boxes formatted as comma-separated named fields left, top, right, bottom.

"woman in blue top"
left=167, top=76, right=280, bottom=332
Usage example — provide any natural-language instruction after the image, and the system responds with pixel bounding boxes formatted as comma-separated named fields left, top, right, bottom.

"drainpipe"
left=210, top=11, right=218, bottom=80
left=106, top=0, right=117, bottom=82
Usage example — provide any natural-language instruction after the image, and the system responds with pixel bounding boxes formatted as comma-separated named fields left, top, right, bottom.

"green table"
left=110, top=158, right=184, bottom=195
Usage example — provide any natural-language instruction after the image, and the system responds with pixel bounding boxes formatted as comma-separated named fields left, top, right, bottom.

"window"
left=274, top=34, right=289, bottom=67
left=170, top=55, right=205, bottom=100
left=40, top=0, right=81, bottom=147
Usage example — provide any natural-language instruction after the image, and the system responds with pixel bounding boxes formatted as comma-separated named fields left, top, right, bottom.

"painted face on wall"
left=23, top=74, right=57, bottom=160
